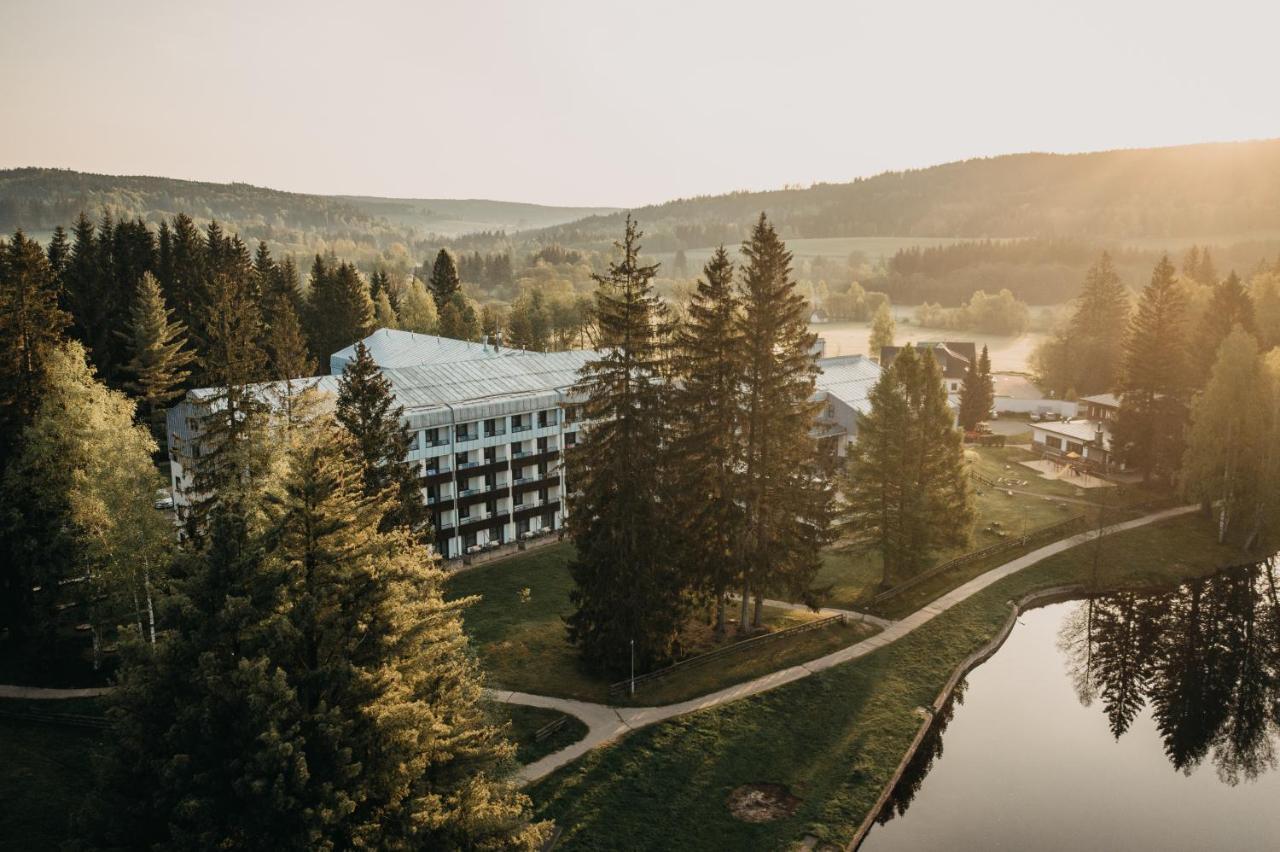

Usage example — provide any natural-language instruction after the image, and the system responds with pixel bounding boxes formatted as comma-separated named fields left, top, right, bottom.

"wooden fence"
left=608, top=612, right=846, bottom=700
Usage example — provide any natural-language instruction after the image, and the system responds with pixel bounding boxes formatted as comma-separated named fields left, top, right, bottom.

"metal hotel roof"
left=383, top=350, right=595, bottom=411
left=814, top=355, right=881, bottom=415
left=329, top=328, right=530, bottom=370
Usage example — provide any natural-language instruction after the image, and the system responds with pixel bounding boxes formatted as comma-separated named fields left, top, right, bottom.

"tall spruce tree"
left=735, top=213, right=834, bottom=628
left=258, top=246, right=314, bottom=380
left=429, top=248, right=462, bottom=310
left=670, top=247, right=744, bottom=633
left=1067, top=252, right=1130, bottom=395
left=844, top=345, right=973, bottom=587
left=1113, top=255, right=1192, bottom=484
left=183, top=269, right=271, bottom=535
left=82, top=412, right=548, bottom=849
left=0, top=230, right=71, bottom=467
left=566, top=216, right=685, bottom=674
left=977, top=344, right=995, bottom=417
left=306, top=258, right=375, bottom=362
left=958, top=355, right=985, bottom=431
left=335, top=341, right=430, bottom=541
left=1192, top=271, right=1254, bottom=386
left=120, top=271, right=196, bottom=440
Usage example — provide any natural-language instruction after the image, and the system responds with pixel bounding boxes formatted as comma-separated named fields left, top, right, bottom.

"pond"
left=859, top=562, right=1280, bottom=851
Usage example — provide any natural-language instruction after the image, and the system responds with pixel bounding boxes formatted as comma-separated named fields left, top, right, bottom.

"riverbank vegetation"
left=529, top=512, right=1248, bottom=850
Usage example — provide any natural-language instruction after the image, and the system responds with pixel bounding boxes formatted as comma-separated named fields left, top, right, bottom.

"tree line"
left=565, top=214, right=973, bottom=674
left=1030, top=245, right=1280, bottom=549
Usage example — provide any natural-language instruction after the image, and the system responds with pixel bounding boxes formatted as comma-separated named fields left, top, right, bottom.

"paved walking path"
left=0, top=505, right=1198, bottom=785
left=493, top=504, right=1197, bottom=783
left=0, top=684, right=112, bottom=699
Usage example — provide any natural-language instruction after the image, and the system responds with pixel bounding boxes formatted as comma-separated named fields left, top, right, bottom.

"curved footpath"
left=0, top=505, right=1197, bottom=786
left=493, top=504, right=1196, bottom=783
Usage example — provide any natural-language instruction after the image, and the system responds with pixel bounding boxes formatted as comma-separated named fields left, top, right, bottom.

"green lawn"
left=491, top=703, right=590, bottom=766
left=445, top=544, right=878, bottom=705
left=529, top=512, right=1248, bottom=851
left=816, top=446, right=1171, bottom=614
left=0, top=713, right=103, bottom=851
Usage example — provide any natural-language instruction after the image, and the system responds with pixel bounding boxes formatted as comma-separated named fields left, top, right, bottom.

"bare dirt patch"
left=727, top=783, right=802, bottom=823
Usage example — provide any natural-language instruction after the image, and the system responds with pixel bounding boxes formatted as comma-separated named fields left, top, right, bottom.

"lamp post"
left=629, top=639, right=635, bottom=697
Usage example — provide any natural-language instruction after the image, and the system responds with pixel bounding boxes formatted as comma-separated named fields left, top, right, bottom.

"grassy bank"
left=816, top=446, right=1169, bottom=614
left=0, top=713, right=102, bottom=851
left=529, top=512, right=1247, bottom=850
left=445, top=544, right=877, bottom=705
left=493, top=703, right=590, bottom=766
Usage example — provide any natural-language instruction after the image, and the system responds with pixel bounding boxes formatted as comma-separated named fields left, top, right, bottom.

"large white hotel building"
left=166, top=329, right=880, bottom=562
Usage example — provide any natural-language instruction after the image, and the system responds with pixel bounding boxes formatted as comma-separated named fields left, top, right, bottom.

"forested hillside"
left=534, top=139, right=1280, bottom=252
left=0, top=168, right=614, bottom=262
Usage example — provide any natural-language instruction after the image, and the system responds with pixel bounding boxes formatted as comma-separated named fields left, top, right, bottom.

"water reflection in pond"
left=860, top=561, right=1280, bottom=851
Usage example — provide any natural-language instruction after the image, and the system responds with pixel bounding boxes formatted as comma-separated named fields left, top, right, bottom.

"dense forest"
left=0, top=168, right=613, bottom=265
left=532, top=139, right=1280, bottom=252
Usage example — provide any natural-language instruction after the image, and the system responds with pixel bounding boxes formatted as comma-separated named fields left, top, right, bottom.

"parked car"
left=153, top=489, right=174, bottom=511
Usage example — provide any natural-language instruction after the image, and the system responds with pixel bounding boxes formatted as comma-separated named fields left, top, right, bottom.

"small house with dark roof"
left=1079, top=393, right=1121, bottom=423
left=879, top=341, right=976, bottom=395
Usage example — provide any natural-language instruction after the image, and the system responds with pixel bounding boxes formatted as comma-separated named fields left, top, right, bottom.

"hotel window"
left=407, top=430, right=420, bottom=452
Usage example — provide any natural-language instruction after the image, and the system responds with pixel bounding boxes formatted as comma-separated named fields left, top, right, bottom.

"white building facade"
left=168, top=330, right=880, bottom=563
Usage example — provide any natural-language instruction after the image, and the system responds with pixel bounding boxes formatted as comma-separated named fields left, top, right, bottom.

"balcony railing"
left=511, top=424, right=533, bottom=433
left=458, top=460, right=481, bottom=470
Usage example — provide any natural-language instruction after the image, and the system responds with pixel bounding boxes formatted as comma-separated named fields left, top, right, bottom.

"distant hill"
left=0, top=168, right=617, bottom=261
left=531, top=139, right=1280, bottom=253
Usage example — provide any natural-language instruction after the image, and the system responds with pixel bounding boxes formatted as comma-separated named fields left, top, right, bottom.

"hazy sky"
left=3, top=0, right=1278, bottom=208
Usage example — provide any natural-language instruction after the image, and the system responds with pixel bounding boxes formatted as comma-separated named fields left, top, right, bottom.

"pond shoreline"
left=847, top=558, right=1265, bottom=850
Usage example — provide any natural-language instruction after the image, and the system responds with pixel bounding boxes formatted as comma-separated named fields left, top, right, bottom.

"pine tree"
left=670, top=247, right=744, bottom=633
left=45, top=225, right=69, bottom=279
left=335, top=341, right=431, bottom=541
left=1065, top=252, right=1131, bottom=395
left=261, top=252, right=315, bottom=381
left=162, top=213, right=206, bottom=345
left=83, top=411, right=548, bottom=849
left=977, top=344, right=995, bottom=418
left=735, top=213, right=834, bottom=628
left=398, top=278, right=439, bottom=333
left=306, top=258, right=374, bottom=362
left=1114, top=255, right=1192, bottom=484
left=429, top=248, right=462, bottom=310
left=1182, top=327, right=1269, bottom=544
left=0, top=230, right=71, bottom=468
left=439, top=291, right=481, bottom=341
left=120, top=271, right=196, bottom=440
left=958, top=355, right=985, bottom=431
left=844, top=345, right=973, bottom=587
left=373, top=289, right=398, bottom=328
left=1192, top=271, right=1254, bottom=385
left=184, top=269, right=271, bottom=535
left=868, top=302, right=895, bottom=357
left=566, top=216, right=685, bottom=674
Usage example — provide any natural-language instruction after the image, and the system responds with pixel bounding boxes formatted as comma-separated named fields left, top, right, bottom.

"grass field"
left=0, top=712, right=102, bottom=851
left=493, top=703, right=590, bottom=766
left=445, top=544, right=878, bottom=705
left=529, top=512, right=1248, bottom=850
left=817, top=445, right=1175, bottom=616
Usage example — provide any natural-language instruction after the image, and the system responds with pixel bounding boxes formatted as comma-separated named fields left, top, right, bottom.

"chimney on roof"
left=494, top=332, right=502, bottom=353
